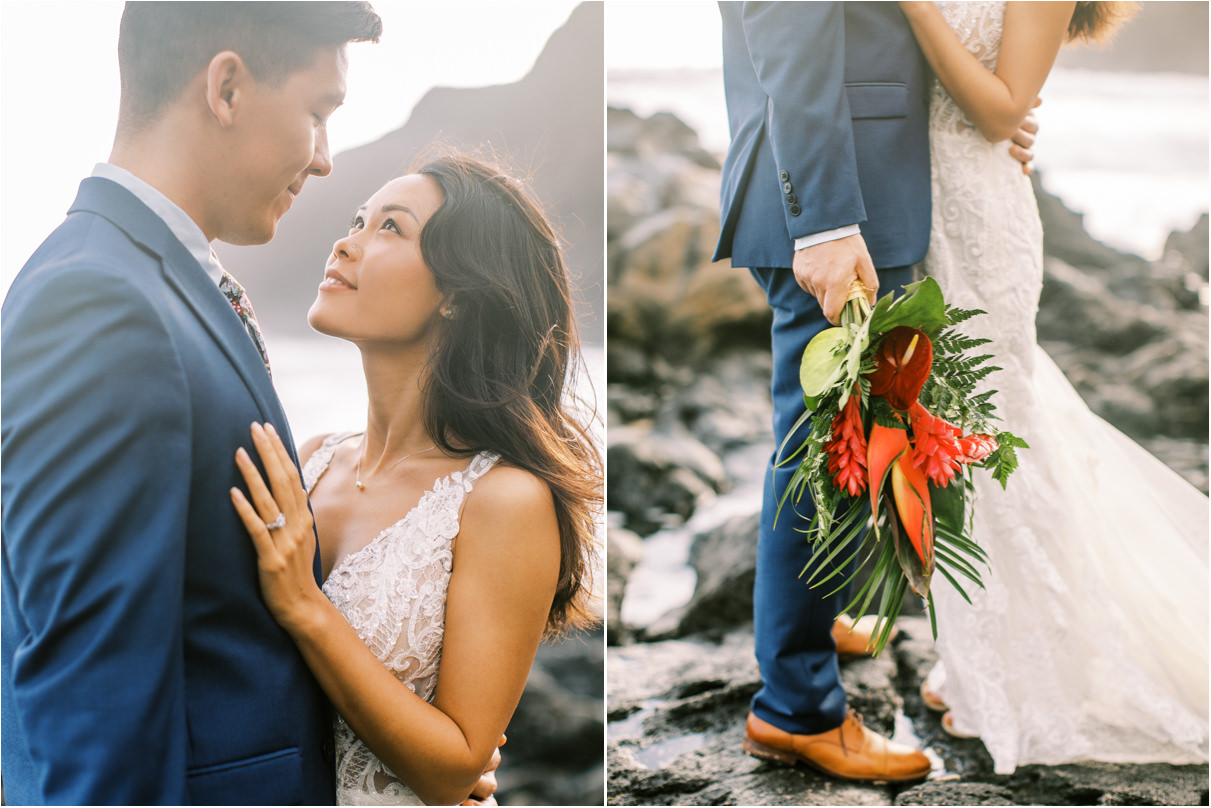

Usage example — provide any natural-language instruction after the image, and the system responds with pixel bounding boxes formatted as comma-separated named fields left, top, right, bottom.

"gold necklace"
left=355, top=442, right=437, bottom=491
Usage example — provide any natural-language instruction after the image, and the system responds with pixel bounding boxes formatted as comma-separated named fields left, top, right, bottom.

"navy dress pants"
left=748, top=264, right=913, bottom=735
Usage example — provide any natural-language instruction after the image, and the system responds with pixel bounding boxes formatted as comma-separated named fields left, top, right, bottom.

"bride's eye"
left=382, top=218, right=401, bottom=234
left=349, top=214, right=364, bottom=233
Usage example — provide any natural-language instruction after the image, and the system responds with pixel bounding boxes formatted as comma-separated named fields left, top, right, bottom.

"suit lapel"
left=69, top=177, right=291, bottom=438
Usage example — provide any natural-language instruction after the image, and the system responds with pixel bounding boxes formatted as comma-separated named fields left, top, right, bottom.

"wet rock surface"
left=607, top=619, right=1209, bottom=806
left=606, top=108, right=1209, bottom=805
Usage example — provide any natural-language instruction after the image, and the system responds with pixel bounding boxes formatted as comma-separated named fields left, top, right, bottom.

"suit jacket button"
left=782, top=182, right=793, bottom=194
left=789, top=203, right=802, bottom=216
left=779, top=170, right=790, bottom=182
left=786, top=193, right=797, bottom=205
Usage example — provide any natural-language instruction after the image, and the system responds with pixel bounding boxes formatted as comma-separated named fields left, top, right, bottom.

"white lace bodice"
left=923, top=1, right=1209, bottom=773
left=304, top=433, right=500, bottom=805
left=930, top=2, right=1003, bottom=136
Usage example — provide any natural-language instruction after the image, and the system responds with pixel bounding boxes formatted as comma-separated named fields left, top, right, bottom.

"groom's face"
left=215, top=45, right=348, bottom=246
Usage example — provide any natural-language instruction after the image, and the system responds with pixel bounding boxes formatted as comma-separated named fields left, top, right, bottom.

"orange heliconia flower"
left=867, top=327, right=933, bottom=411
left=867, top=420, right=933, bottom=568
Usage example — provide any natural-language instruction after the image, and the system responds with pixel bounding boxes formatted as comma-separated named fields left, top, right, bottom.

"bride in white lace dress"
left=899, top=0, right=1209, bottom=774
left=230, top=154, right=601, bottom=804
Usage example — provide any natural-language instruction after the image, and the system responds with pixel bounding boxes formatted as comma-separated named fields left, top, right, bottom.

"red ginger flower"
left=867, top=327, right=933, bottom=411
left=957, top=433, right=998, bottom=464
left=825, top=389, right=867, bottom=496
left=907, top=402, right=964, bottom=487
left=908, top=402, right=1001, bottom=487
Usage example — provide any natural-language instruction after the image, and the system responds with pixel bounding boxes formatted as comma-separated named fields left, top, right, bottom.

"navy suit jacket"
left=1, top=177, right=334, bottom=805
left=715, top=1, right=932, bottom=271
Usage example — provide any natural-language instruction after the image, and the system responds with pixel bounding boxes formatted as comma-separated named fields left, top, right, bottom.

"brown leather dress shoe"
left=832, top=614, right=898, bottom=659
left=743, top=711, right=932, bottom=783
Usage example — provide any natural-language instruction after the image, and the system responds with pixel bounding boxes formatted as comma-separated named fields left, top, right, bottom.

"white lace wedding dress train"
left=303, top=433, right=500, bottom=805
left=923, top=1, right=1209, bottom=774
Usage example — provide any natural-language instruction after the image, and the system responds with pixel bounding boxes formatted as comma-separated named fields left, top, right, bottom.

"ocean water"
left=608, top=66, right=1209, bottom=260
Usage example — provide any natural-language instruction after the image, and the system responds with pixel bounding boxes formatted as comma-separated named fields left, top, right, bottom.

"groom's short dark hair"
left=117, top=1, right=382, bottom=131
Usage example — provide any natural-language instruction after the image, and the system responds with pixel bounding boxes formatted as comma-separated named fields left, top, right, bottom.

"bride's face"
left=307, top=175, right=446, bottom=344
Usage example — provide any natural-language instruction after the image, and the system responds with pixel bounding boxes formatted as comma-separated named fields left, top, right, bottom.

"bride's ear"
left=440, top=297, right=458, bottom=320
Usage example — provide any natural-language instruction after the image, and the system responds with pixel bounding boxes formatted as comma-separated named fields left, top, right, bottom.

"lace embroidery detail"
left=924, top=1, right=1209, bottom=774
left=303, top=433, right=501, bottom=805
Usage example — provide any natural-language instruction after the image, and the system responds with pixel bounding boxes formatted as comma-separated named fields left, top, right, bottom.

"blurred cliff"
left=1053, top=0, right=1207, bottom=74
left=217, top=2, right=605, bottom=343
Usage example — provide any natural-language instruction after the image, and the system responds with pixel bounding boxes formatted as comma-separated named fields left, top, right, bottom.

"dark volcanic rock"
left=1004, top=761, right=1210, bottom=806
left=648, top=511, right=759, bottom=640
left=895, top=781, right=1018, bottom=806
left=608, top=627, right=916, bottom=806
left=1038, top=257, right=1168, bottom=354
left=607, top=424, right=729, bottom=536
left=501, top=628, right=605, bottom=805
left=609, top=618, right=1210, bottom=806
left=608, top=525, right=645, bottom=645
left=608, top=107, right=719, bottom=170
left=1164, top=213, right=1209, bottom=281
left=607, top=109, right=771, bottom=364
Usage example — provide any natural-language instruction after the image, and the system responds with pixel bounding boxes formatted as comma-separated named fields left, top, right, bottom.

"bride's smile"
left=308, top=175, right=447, bottom=345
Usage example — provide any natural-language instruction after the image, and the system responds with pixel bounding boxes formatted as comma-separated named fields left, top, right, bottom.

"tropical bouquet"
left=777, top=277, right=1027, bottom=655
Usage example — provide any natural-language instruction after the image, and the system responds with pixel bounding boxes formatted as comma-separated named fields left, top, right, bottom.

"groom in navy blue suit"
left=714, top=1, right=934, bottom=781
left=0, top=5, right=386, bottom=804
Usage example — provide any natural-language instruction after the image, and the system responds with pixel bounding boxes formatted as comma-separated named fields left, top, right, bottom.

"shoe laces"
left=840, top=711, right=864, bottom=756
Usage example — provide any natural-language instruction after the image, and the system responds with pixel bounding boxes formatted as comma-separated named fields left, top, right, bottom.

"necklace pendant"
left=355, top=480, right=366, bottom=491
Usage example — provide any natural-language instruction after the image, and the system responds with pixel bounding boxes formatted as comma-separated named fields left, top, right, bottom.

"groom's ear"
left=204, top=51, right=247, bottom=128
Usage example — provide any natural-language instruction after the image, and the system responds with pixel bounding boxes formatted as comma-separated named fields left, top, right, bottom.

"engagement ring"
left=266, top=514, right=287, bottom=531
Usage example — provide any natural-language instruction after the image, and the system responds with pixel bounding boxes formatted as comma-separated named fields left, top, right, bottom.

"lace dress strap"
left=301, top=431, right=359, bottom=494
left=462, top=451, right=501, bottom=486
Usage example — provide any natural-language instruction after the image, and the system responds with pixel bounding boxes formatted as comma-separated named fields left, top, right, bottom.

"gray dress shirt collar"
left=91, top=163, right=223, bottom=286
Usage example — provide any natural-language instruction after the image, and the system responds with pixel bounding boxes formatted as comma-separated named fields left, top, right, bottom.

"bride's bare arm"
left=232, top=422, right=558, bottom=806
left=898, top=1, right=1075, bottom=142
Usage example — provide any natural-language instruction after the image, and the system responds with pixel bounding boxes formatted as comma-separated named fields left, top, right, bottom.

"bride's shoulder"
left=460, top=462, right=558, bottom=552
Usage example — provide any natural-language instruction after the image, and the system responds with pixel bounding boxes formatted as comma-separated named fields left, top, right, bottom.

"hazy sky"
left=0, top=1, right=577, bottom=291
left=606, top=2, right=721, bottom=70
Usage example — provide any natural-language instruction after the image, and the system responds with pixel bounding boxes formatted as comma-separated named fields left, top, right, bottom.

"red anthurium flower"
left=957, top=433, right=999, bottom=464
left=825, top=389, right=867, bottom=496
left=908, top=401, right=964, bottom=487
left=867, top=326, right=933, bottom=411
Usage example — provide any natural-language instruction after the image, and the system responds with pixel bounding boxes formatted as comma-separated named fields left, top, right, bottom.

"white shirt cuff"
left=794, top=224, right=861, bottom=251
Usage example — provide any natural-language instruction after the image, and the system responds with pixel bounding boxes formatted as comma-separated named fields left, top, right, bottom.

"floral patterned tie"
left=218, top=269, right=271, bottom=377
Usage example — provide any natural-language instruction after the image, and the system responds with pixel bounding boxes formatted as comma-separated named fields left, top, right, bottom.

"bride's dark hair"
left=413, top=149, right=601, bottom=635
left=1067, top=2, right=1139, bottom=43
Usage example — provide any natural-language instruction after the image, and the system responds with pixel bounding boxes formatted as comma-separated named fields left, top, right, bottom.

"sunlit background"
left=1, top=1, right=601, bottom=445
left=1, top=1, right=578, bottom=289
